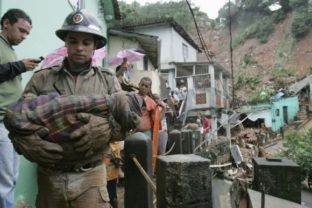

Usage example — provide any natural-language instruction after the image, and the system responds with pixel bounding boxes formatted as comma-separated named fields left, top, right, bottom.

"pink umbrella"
left=108, top=48, right=145, bottom=65
left=40, top=46, right=107, bottom=69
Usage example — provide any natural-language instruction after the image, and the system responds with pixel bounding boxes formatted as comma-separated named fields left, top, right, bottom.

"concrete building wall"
left=131, top=69, right=168, bottom=97
left=271, top=96, right=299, bottom=132
left=247, top=109, right=272, bottom=128
left=133, top=25, right=197, bottom=69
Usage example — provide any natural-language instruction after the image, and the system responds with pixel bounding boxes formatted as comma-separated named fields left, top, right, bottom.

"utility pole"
left=229, top=0, right=235, bottom=108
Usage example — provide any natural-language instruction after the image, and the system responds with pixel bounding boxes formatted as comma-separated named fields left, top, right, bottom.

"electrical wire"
left=185, top=0, right=212, bottom=61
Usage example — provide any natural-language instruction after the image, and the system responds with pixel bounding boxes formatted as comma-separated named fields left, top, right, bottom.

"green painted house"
left=271, top=96, right=300, bottom=132
left=240, top=96, right=300, bottom=132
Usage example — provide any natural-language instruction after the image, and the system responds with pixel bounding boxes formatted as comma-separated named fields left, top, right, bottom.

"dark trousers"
left=107, top=179, right=118, bottom=201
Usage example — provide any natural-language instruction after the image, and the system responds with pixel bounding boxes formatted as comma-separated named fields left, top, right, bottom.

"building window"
left=143, top=56, right=148, bottom=71
left=182, top=43, right=188, bottom=61
left=193, top=75, right=210, bottom=89
left=196, top=93, right=206, bottom=104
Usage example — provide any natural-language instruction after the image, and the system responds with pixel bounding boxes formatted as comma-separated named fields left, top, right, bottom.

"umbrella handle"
left=122, top=58, right=128, bottom=65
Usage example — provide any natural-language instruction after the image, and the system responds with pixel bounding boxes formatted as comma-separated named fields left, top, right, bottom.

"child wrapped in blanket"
left=3, top=91, right=143, bottom=169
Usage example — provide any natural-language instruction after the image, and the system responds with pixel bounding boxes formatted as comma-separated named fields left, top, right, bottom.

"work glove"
left=8, top=127, right=63, bottom=167
left=70, top=113, right=111, bottom=158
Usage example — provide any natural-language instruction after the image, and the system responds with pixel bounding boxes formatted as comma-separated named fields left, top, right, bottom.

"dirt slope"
left=193, top=14, right=312, bottom=102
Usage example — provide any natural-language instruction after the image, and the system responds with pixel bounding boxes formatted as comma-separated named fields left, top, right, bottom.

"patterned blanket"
left=4, top=92, right=142, bottom=142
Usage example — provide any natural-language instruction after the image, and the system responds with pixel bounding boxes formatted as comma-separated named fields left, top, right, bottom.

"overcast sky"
left=120, top=0, right=229, bottom=19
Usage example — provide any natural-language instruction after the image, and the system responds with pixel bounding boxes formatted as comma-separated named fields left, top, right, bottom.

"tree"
left=117, top=0, right=209, bottom=33
left=218, top=1, right=239, bottom=25
left=291, top=7, right=312, bottom=39
left=283, top=129, right=312, bottom=188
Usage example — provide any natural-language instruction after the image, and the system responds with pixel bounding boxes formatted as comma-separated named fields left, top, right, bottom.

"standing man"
left=202, top=114, right=212, bottom=143
left=135, top=77, right=158, bottom=138
left=7, top=9, right=121, bottom=208
left=0, top=8, right=42, bottom=208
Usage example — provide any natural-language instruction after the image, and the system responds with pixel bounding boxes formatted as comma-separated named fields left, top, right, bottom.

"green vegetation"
left=234, top=74, right=260, bottom=90
left=271, top=66, right=294, bottom=79
left=219, top=0, right=312, bottom=46
left=291, top=7, right=312, bottom=39
left=249, top=85, right=274, bottom=103
left=275, top=28, right=294, bottom=66
left=234, top=72, right=275, bottom=103
left=282, top=129, right=312, bottom=186
left=270, top=66, right=295, bottom=89
left=118, top=1, right=210, bottom=32
left=289, top=0, right=309, bottom=8
left=117, top=0, right=312, bottom=46
left=234, top=16, right=275, bottom=46
left=240, top=52, right=257, bottom=68
left=272, top=9, right=288, bottom=23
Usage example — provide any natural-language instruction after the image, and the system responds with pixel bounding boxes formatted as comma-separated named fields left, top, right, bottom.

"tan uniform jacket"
left=23, top=64, right=121, bottom=167
left=24, top=65, right=120, bottom=97
left=23, top=63, right=121, bottom=205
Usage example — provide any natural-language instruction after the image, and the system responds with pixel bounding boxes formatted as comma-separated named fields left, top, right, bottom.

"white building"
left=116, top=17, right=201, bottom=90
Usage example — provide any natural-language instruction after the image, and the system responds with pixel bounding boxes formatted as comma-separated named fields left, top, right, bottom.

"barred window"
left=193, top=75, right=210, bottom=89
left=195, top=65, right=209, bottom=75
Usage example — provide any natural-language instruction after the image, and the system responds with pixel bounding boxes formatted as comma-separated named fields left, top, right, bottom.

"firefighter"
left=5, top=9, right=124, bottom=208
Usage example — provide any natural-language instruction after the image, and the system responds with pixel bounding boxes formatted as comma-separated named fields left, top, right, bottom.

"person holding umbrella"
left=115, top=58, right=139, bottom=91
left=110, top=48, right=145, bottom=91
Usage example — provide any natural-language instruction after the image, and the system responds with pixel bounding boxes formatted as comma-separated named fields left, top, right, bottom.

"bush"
left=289, top=0, right=309, bottom=9
left=234, top=75, right=260, bottom=90
left=272, top=10, right=288, bottom=23
left=249, top=85, right=274, bottom=103
left=270, top=66, right=295, bottom=89
left=271, top=66, right=291, bottom=79
left=254, top=17, right=275, bottom=43
left=282, top=129, right=312, bottom=183
left=240, top=53, right=257, bottom=68
left=291, top=6, right=312, bottom=39
left=233, top=16, right=275, bottom=46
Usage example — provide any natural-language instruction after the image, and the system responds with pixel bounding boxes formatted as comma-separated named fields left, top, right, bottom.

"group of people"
left=183, top=113, right=212, bottom=144
left=115, top=58, right=172, bottom=155
left=0, top=8, right=169, bottom=208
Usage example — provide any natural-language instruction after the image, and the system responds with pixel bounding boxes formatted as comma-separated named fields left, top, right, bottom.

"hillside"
left=118, top=0, right=312, bottom=104
left=194, top=13, right=312, bottom=104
